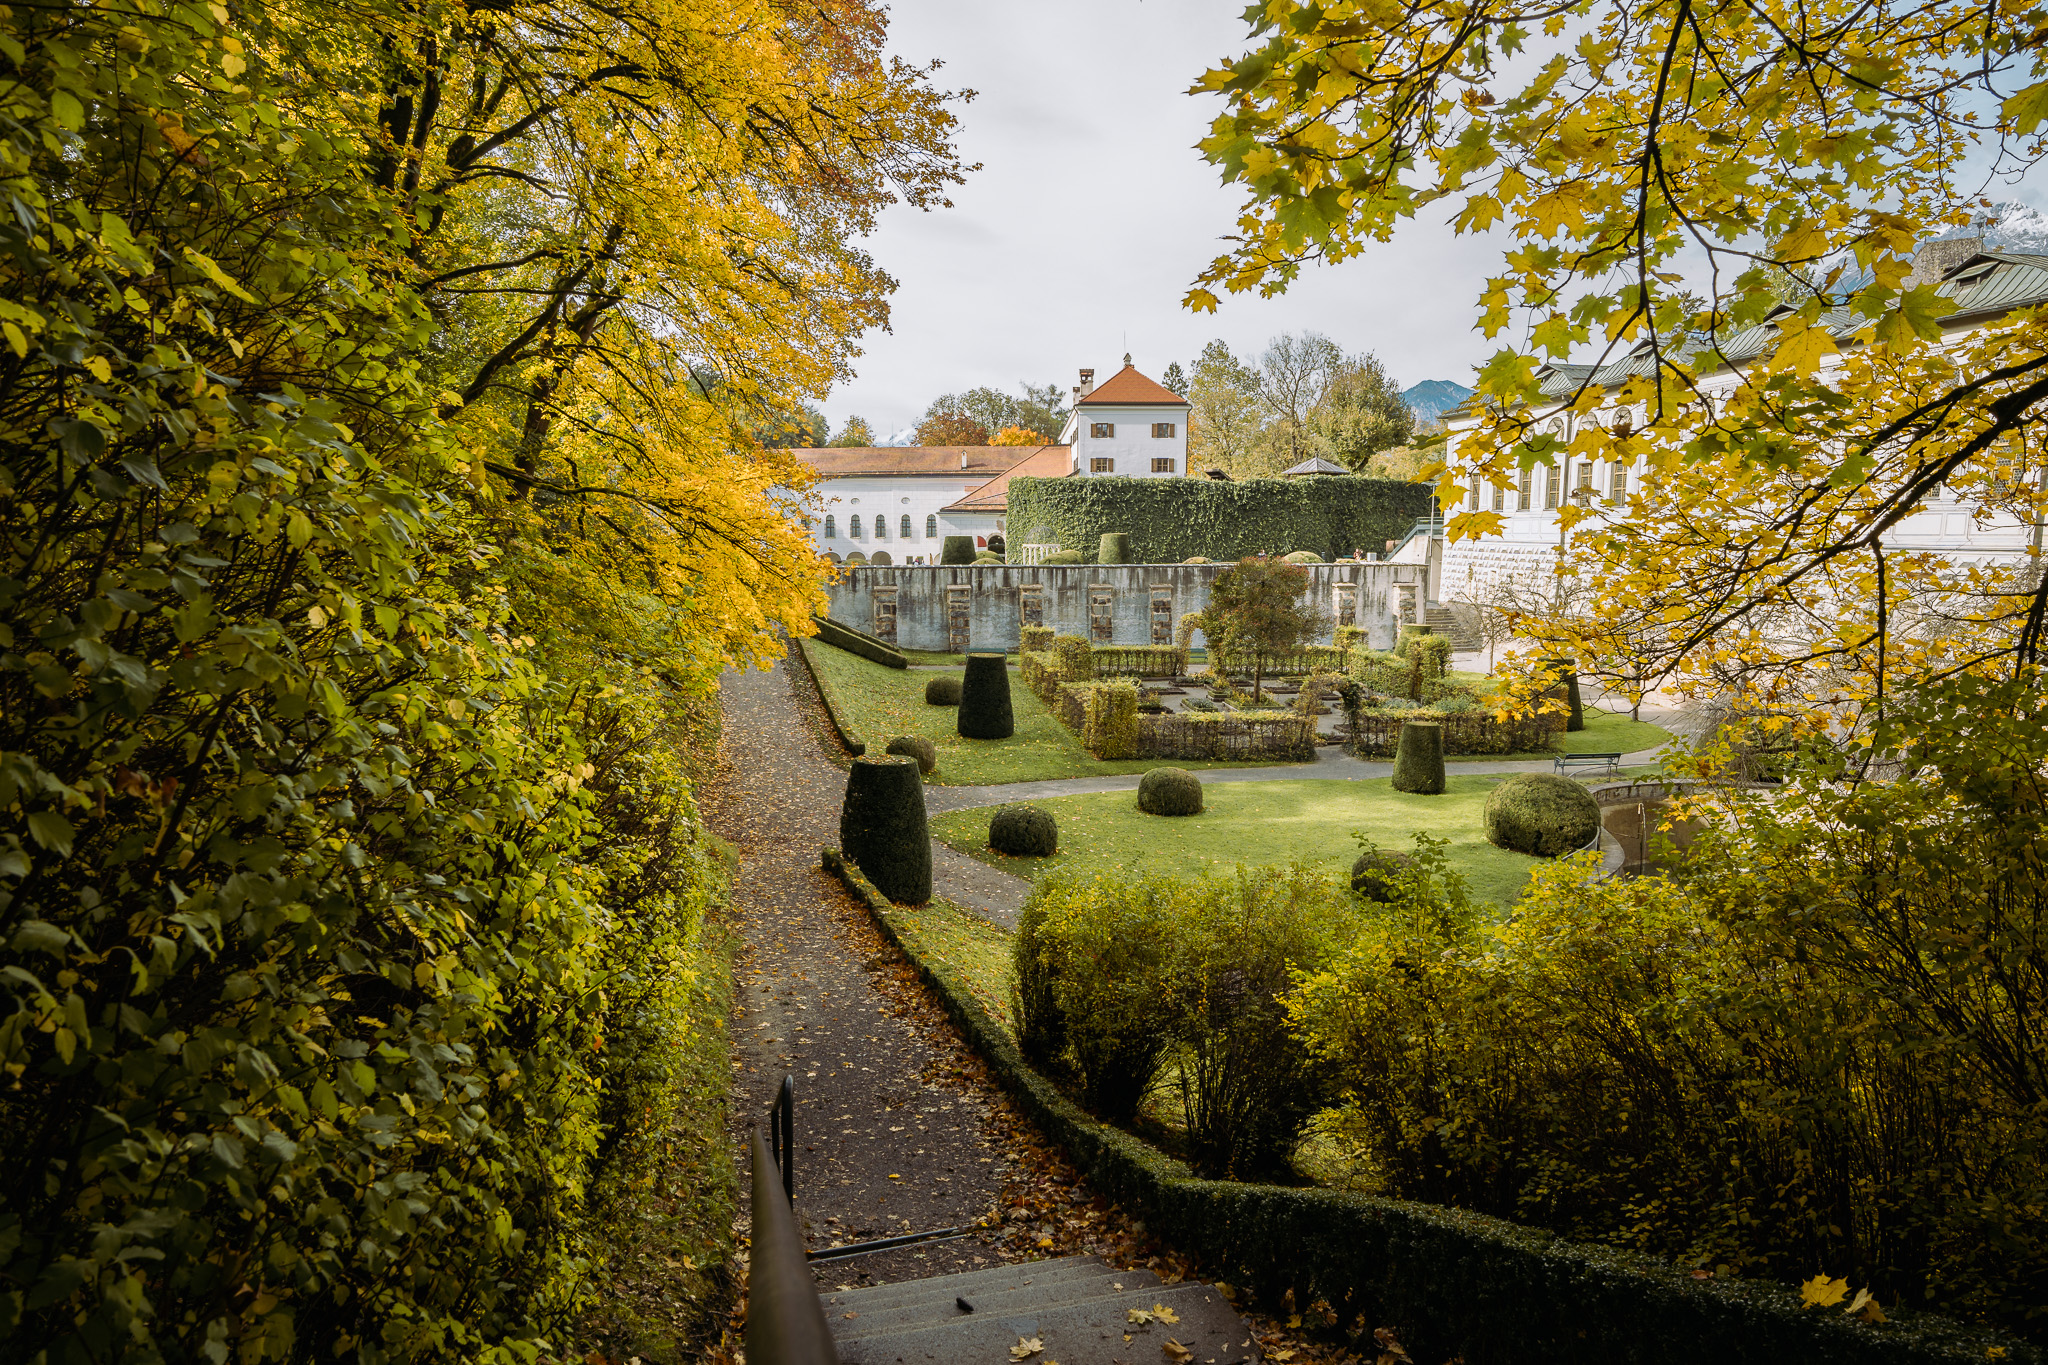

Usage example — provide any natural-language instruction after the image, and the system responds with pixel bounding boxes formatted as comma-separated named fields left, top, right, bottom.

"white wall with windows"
left=1060, top=405, right=1189, bottom=479
left=807, top=475, right=1014, bottom=559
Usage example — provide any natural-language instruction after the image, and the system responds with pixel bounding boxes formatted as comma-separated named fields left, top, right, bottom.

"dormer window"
left=1090, top=422, right=1114, bottom=438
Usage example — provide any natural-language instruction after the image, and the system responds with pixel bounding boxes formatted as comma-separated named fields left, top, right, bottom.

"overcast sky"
left=823, top=0, right=1500, bottom=440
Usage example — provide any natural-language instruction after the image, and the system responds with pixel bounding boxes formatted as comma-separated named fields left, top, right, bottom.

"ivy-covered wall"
left=1006, top=475, right=1434, bottom=563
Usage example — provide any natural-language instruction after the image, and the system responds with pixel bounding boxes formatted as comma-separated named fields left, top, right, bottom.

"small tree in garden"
left=1207, top=557, right=1324, bottom=700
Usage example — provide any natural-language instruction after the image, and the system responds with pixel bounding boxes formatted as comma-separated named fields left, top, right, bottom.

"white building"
left=1441, top=238, right=2048, bottom=600
left=787, top=359, right=1191, bottom=562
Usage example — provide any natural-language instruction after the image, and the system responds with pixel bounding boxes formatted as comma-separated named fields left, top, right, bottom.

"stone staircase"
left=1425, top=603, right=1481, bottom=651
left=821, top=1255, right=1259, bottom=1364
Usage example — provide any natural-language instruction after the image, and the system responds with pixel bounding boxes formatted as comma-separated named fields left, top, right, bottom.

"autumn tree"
left=1189, top=339, right=1271, bottom=475
left=1208, top=558, right=1325, bottom=699
left=914, top=405, right=992, bottom=445
left=992, top=424, right=1046, bottom=445
left=1313, top=353, right=1415, bottom=469
left=1192, top=0, right=2048, bottom=726
left=832, top=414, right=880, bottom=446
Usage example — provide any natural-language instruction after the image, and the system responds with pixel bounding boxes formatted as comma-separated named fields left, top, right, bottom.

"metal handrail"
left=747, top=1076, right=839, bottom=1365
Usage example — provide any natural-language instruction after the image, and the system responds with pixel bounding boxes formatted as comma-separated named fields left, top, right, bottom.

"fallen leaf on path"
left=1011, top=1335, right=1044, bottom=1360
left=1127, top=1308, right=1153, bottom=1325
left=1161, top=1340, right=1192, bottom=1361
left=1152, top=1303, right=1179, bottom=1325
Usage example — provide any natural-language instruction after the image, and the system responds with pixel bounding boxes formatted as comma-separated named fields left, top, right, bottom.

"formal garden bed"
left=798, top=636, right=1295, bottom=783
left=933, top=776, right=1546, bottom=907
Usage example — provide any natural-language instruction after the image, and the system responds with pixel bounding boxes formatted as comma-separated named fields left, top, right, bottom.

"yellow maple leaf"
left=1127, top=1308, right=1154, bottom=1325
left=1152, top=1303, right=1180, bottom=1325
left=1162, top=1340, right=1192, bottom=1362
left=1010, top=1335, right=1044, bottom=1360
left=1801, top=1274, right=1850, bottom=1308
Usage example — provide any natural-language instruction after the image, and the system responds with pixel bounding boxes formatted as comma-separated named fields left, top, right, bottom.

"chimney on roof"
left=1078, top=368, right=1095, bottom=398
left=1907, top=235, right=1984, bottom=287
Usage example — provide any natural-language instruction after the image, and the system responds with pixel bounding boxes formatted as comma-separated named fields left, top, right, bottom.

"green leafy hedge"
left=821, top=852, right=2040, bottom=1365
left=1007, top=475, right=1431, bottom=563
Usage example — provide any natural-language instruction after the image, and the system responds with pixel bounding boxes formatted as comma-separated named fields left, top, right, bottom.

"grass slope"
left=933, top=775, right=1547, bottom=907
left=802, top=638, right=1301, bottom=785
left=888, top=899, right=1013, bottom=1029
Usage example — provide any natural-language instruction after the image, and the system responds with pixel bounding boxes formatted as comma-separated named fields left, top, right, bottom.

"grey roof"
left=1528, top=248, right=2048, bottom=402
left=1281, top=456, right=1350, bottom=475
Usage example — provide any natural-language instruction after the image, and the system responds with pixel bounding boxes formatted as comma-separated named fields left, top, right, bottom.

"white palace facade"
left=785, top=359, right=1191, bottom=562
left=1440, top=237, right=2048, bottom=601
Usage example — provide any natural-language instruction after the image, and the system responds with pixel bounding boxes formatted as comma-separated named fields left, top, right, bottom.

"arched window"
left=900, top=514, right=912, bottom=538
left=850, top=513, right=862, bottom=538
left=875, top=515, right=888, bottom=540
left=823, top=514, right=837, bottom=539
left=926, top=514, right=938, bottom=537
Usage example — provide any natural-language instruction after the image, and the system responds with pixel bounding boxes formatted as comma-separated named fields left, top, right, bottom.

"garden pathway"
left=702, top=657, right=1022, bottom=1287
left=923, top=734, right=1676, bottom=815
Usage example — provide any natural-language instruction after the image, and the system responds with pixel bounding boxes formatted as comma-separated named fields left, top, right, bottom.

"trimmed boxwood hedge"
left=958, top=652, right=1015, bottom=739
left=821, top=849, right=2038, bottom=1365
left=1137, top=767, right=1203, bottom=815
left=1485, top=772, right=1601, bottom=856
left=1007, top=473, right=1431, bottom=564
left=989, top=804, right=1058, bottom=856
left=811, top=614, right=907, bottom=668
left=838, top=756, right=930, bottom=903
left=1391, top=719, right=1446, bottom=794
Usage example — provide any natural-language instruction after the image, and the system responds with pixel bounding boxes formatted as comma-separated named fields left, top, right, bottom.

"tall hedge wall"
left=1006, top=475, right=1433, bottom=564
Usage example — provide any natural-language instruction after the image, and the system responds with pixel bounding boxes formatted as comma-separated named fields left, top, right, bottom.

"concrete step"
left=829, top=1278, right=1256, bottom=1365
left=823, top=1260, right=1155, bottom=1326
left=828, top=1267, right=1165, bottom=1340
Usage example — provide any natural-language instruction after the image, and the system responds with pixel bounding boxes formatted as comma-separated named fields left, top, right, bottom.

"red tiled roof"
left=1076, top=364, right=1188, bottom=406
left=943, top=445, right=1073, bottom=512
left=785, top=446, right=1037, bottom=478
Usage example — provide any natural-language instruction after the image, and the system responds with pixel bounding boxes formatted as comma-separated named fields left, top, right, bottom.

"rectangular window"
left=1518, top=467, right=1533, bottom=511
left=1090, top=422, right=1114, bottom=438
left=1467, top=475, right=1480, bottom=512
left=1151, top=458, right=1175, bottom=473
left=1492, top=482, right=1506, bottom=512
left=1090, top=457, right=1114, bottom=473
left=1543, top=465, right=1558, bottom=510
left=1151, top=423, right=1176, bottom=438
left=1610, top=462, right=1629, bottom=505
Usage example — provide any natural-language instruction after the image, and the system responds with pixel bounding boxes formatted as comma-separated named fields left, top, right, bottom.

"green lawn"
left=800, top=639, right=1300, bottom=786
left=887, top=900, right=1013, bottom=1030
left=931, top=775, right=1548, bottom=907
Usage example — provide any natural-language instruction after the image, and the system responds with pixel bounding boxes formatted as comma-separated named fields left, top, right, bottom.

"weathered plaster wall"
left=824, top=561, right=1439, bottom=653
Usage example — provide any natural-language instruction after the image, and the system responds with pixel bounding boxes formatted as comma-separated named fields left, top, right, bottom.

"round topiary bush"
left=1182, top=555, right=1212, bottom=564
left=1391, top=719, right=1445, bottom=794
left=1137, top=767, right=1204, bottom=816
left=1098, top=531, right=1132, bottom=564
left=1043, top=549, right=1083, bottom=565
left=940, top=535, right=976, bottom=565
left=957, top=652, right=1015, bottom=739
left=973, top=551, right=1002, bottom=564
left=839, top=755, right=931, bottom=903
left=924, top=675, right=962, bottom=706
left=884, top=734, right=936, bottom=775
left=1350, top=847, right=1414, bottom=902
left=1282, top=550, right=1320, bottom=564
left=1485, top=773, right=1602, bottom=857
left=989, top=804, right=1057, bottom=856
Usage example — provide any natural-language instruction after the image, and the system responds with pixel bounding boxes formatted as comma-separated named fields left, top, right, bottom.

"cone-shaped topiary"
left=884, top=734, right=936, bottom=775
left=1351, top=847, right=1415, bottom=902
left=924, top=675, right=962, bottom=706
left=1391, top=719, right=1445, bottom=794
left=1137, top=767, right=1204, bottom=815
left=940, top=535, right=976, bottom=565
left=1484, top=772, right=1601, bottom=857
left=989, top=804, right=1058, bottom=856
left=1098, top=531, right=1132, bottom=564
left=957, top=652, right=1015, bottom=739
left=840, top=755, right=931, bottom=903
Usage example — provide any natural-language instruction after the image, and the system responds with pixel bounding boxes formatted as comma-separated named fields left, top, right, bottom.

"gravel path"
left=702, top=657, right=1017, bottom=1287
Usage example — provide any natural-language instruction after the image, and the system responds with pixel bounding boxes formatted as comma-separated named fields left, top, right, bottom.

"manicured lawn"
left=800, top=639, right=1300, bottom=786
left=930, top=775, right=1548, bottom=907
left=887, top=900, right=1013, bottom=1029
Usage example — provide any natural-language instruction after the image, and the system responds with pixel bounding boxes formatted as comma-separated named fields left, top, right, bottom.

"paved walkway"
left=925, top=736, right=1676, bottom=814
left=702, top=658, right=1019, bottom=1286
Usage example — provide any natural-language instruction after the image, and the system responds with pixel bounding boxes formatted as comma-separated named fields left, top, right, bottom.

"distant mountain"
left=1402, top=379, right=1473, bottom=421
left=1934, top=200, right=2048, bottom=254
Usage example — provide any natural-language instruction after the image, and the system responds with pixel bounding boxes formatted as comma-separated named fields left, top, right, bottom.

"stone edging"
left=820, top=846, right=2035, bottom=1365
